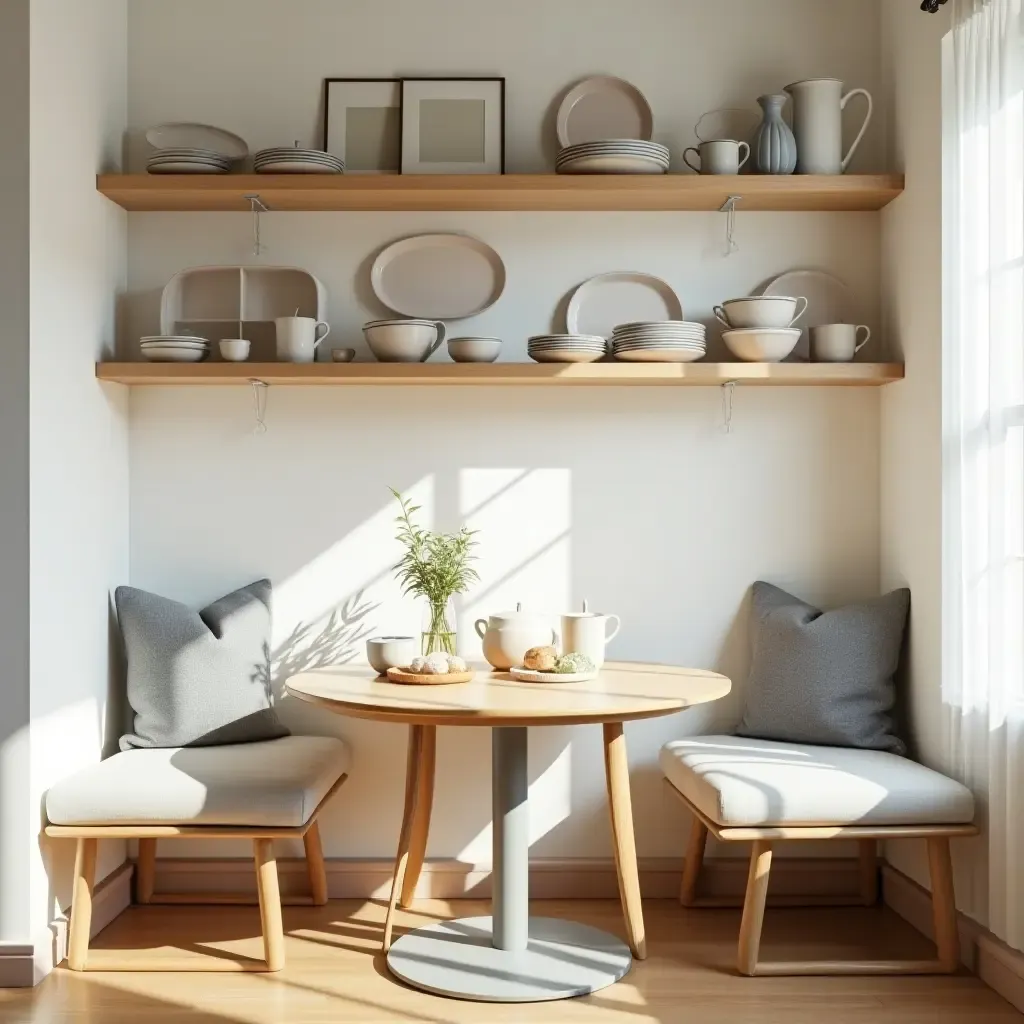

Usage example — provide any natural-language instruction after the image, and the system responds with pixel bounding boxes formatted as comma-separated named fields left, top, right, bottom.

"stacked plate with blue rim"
left=611, top=322, right=706, bottom=363
left=254, top=147, right=344, bottom=174
left=147, top=148, right=232, bottom=174
left=556, top=140, right=670, bottom=175
left=528, top=335, right=607, bottom=363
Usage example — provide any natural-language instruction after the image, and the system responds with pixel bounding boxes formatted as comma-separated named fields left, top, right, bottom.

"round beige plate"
left=386, top=668, right=475, bottom=686
left=509, top=667, right=598, bottom=684
left=557, top=76, right=654, bottom=148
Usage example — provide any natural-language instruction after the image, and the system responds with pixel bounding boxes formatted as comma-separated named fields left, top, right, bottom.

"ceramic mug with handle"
left=683, top=139, right=750, bottom=175
left=275, top=316, right=331, bottom=363
left=560, top=610, right=621, bottom=668
left=811, top=323, right=871, bottom=362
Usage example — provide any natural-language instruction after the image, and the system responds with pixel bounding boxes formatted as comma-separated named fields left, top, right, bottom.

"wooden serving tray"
left=386, top=668, right=475, bottom=686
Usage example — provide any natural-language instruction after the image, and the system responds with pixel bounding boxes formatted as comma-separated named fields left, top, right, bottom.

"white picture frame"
left=400, top=78, right=505, bottom=175
left=323, top=78, right=402, bottom=174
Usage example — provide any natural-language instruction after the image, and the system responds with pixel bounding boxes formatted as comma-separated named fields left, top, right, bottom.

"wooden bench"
left=44, top=736, right=348, bottom=972
left=661, top=735, right=977, bottom=976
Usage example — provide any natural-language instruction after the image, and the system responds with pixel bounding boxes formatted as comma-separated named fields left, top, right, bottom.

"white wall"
left=0, top=0, right=34, bottom=946
left=28, top=0, right=130, bottom=953
left=124, top=0, right=889, bottom=865
left=879, top=3, right=954, bottom=897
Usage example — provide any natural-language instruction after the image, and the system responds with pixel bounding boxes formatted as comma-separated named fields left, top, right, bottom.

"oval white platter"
left=567, top=272, right=683, bottom=339
left=372, top=233, right=506, bottom=320
left=557, top=76, right=654, bottom=148
left=509, top=667, right=598, bottom=684
left=146, top=122, right=249, bottom=160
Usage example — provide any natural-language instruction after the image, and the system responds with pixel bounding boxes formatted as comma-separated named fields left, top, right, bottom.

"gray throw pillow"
left=736, top=582, right=910, bottom=754
left=116, top=579, right=289, bottom=751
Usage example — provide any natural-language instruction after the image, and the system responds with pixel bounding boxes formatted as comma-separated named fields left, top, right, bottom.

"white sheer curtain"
left=944, top=0, right=1024, bottom=949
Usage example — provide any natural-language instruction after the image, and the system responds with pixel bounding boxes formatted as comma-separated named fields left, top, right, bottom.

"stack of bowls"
left=714, top=295, right=806, bottom=363
left=139, top=335, right=210, bottom=362
left=254, top=147, right=344, bottom=174
left=557, top=140, right=670, bottom=175
left=528, top=335, right=607, bottom=363
left=364, top=319, right=445, bottom=363
left=611, top=322, right=706, bottom=362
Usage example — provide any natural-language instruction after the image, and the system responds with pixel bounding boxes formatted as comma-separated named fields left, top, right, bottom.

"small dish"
left=331, top=348, right=356, bottom=363
left=219, top=339, right=251, bottom=362
left=509, top=667, right=599, bottom=684
left=448, top=338, right=502, bottom=363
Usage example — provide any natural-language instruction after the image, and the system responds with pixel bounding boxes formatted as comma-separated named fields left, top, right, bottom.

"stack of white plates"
left=140, top=336, right=210, bottom=363
left=611, top=322, right=707, bottom=363
left=557, top=140, right=670, bottom=175
left=528, top=334, right=607, bottom=363
left=254, top=148, right=344, bottom=174
left=147, top=148, right=232, bottom=174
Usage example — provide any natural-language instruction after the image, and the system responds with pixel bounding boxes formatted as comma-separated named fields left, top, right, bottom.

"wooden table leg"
left=603, top=721, right=646, bottom=959
left=400, top=724, right=436, bottom=908
left=383, top=724, right=425, bottom=952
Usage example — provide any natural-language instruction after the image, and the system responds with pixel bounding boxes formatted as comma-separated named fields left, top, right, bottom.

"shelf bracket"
left=248, top=378, right=269, bottom=433
left=719, top=195, right=742, bottom=256
left=243, top=195, right=270, bottom=256
left=721, top=380, right=737, bottom=434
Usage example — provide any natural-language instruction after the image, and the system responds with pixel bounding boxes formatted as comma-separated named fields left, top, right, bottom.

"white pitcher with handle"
left=785, top=79, right=873, bottom=175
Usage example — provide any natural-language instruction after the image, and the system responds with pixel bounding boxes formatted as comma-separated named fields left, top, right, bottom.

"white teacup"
left=275, top=316, right=330, bottom=363
left=366, top=636, right=419, bottom=676
left=560, top=612, right=621, bottom=669
left=219, top=338, right=251, bottom=362
left=811, top=323, right=871, bottom=362
left=683, top=139, right=750, bottom=175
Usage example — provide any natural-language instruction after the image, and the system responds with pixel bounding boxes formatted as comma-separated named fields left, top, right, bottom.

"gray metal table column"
left=387, top=726, right=633, bottom=1003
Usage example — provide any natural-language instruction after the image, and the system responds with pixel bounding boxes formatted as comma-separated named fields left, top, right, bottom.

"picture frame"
left=400, top=77, right=506, bottom=175
left=323, top=78, right=402, bottom=174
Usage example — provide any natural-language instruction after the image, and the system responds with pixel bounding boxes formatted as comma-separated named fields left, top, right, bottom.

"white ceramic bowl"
left=218, top=338, right=251, bottom=361
left=723, top=328, right=801, bottom=363
left=448, top=337, right=502, bottom=363
left=331, top=348, right=356, bottom=363
left=364, top=321, right=444, bottom=363
left=366, top=636, right=419, bottom=676
left=716, top=296, right=806, bottom=330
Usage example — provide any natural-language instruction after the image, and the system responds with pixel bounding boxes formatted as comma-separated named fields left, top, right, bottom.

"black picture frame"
left=322, top=77, right=403, bottom=172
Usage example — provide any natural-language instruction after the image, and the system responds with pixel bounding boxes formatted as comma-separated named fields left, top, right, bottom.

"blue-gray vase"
left=753, top=93, right=797, bottom=175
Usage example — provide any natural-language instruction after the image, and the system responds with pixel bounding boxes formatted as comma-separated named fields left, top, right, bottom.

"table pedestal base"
left=386, top=915, right=632, bottom=1003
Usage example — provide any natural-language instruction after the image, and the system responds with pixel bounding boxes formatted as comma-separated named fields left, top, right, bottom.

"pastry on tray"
left=523, top=645, right=558, bottom=671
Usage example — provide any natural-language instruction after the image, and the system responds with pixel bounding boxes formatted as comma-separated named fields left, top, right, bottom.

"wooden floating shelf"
left=96, top=362, right=905, bottom=387
left=96, top=174, right=905, bottom=213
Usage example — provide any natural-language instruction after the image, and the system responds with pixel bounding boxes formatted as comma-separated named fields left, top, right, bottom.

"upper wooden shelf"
left=96, top=174, right=905, bottom=213
left=96, top=362, right=904, bottom=387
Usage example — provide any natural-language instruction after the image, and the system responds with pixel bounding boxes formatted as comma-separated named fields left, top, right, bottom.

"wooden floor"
left=1, top=900, right=1019, bottom=1023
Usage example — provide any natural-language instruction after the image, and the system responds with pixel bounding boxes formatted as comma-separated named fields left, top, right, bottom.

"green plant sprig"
left=390, top=488, right=479, bottom=608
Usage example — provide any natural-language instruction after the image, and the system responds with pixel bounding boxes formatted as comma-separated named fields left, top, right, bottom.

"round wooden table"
left=286, top=661, right=730, bottom=1003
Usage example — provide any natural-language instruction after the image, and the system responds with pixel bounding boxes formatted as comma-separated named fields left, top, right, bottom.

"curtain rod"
left=921, top=0, right=950, bottom=11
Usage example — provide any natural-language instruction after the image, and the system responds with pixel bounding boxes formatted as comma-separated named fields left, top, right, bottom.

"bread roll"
left=523, top=645, right=557, bottom=671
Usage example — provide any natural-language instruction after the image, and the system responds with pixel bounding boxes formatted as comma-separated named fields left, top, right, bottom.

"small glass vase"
left=422, top=597, right=457, bottom=656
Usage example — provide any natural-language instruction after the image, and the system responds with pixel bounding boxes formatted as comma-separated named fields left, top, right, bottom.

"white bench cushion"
left=660, top=735, right=974, bottom=828
left=45, top=736, right=349, bottom=828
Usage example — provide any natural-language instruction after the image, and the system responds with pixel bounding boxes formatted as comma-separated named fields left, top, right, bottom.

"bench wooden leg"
left=253, top=839, right=285, bottom=972
left=928, top=836, right=960, bottom=971
left=68, top=838, right=97, bottom=971
left=136, top=839, right=157, bottom=904
left=680, top=819, right=708, bottom=906
left=303, top=821, right=329, bottom=906
left=400, top=724, right=436, bottom=909
left=737, top=840, right=772, bottom=976
left=383, top=724, right=425, bottom=952
left=603, top=721, right=647, bottom=960
left=859, top=839, right=878, bottom=906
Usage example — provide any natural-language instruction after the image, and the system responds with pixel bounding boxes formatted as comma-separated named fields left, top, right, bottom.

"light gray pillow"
left=736, top=582, right=910, bottom=754
left=116, top=579, right=289, bottom=751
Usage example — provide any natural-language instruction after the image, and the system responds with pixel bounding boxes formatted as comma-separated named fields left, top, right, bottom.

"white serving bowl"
left=364, top=320, right=445, bottom=363
left=448, top=337, right=502, bottom=363
left=716, top=296, right=806, bottom=330
left=366, top=636, right=419, bottom=676
left=219, top=338, right=250, bottom=362
left=723, top=328, right=801, bottom=363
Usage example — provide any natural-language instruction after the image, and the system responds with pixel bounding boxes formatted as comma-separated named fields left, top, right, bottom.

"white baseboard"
left=882, top=863, right=1024, bottom=1014
left=0, top=860, right=132, bottom=988
left=152, top=854, right=862, bottom=901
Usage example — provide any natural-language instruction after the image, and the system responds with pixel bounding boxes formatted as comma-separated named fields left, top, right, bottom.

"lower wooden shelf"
left=96, top=362, right=904, bottom=387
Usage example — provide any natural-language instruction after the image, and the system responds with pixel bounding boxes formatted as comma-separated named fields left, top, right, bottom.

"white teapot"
left=475, top=604, right=557, bottom=671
